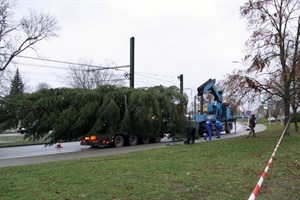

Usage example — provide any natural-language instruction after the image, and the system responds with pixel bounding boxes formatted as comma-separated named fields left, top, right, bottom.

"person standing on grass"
left=215, top=120, right=222, bottom=138
left=247, top=114, right=256, bottom=138
left=205, top=118, right=213, bottom=140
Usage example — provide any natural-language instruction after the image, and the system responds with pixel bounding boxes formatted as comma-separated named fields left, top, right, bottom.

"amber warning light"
left=90, top=135, right=97, bottom=141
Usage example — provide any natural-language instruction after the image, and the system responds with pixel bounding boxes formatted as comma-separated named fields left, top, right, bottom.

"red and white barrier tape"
left=248, top=118, right=290, bottom=200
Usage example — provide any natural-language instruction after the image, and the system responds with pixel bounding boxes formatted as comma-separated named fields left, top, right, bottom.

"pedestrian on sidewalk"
left=247, top=114, right=256, bottom=138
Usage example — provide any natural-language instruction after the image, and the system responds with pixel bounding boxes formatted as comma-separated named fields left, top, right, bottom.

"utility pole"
left=130, top=37, right=134, bottom=88
left=178, top=74, right=183, bottom=94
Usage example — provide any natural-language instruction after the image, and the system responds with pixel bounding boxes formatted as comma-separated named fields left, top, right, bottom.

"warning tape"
left=248, top=118, right=290, bottom=200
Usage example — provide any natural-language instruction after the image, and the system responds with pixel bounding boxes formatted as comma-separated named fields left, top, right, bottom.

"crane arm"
left=197, top=78, right=222, bottom=102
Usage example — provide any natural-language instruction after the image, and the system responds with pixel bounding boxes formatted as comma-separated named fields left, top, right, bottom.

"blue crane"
left=193, top=78, right=236, bottom=136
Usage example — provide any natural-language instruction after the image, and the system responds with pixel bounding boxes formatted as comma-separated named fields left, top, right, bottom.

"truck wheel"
left=225, top=126, right=231, bottom=133
left=141, top=136, right=150, bottom=144
left=128, top=135, right=138, bottom=146
left=151, top=136, right=161, bottom=143
left=114, top=135, right=124, bottom=147
left=225, top=123, right=232, bottom=134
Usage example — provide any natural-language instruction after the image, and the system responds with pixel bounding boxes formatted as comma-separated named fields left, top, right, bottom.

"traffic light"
left=178, top=74, right=183, bottom=94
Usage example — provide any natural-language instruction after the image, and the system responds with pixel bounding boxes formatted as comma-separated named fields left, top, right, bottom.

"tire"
left=141, top=136, right=150, bottom=144
left=154, top=136, right=161, bottom=143
left=225, top=123, right=232, bottom=134
left=225, top=126, right=231, bottom=134
left=198, top=127, right=206, bottom=137
left=128, top=135, right=138, bottom=146
left=113, top=135, right=124, bottom=147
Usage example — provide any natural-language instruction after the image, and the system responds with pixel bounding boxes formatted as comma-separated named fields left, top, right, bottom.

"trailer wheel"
left=153, top=136, right=161, bottom=143
left=114, top=135, right=124, bottom=147
left=128, top=135, right=138, bottom=146
left=141, top=136, right=150, bottom=144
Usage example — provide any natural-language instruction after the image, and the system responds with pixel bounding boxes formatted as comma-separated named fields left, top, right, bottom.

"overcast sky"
left=14, top=0, right=249, bottom=97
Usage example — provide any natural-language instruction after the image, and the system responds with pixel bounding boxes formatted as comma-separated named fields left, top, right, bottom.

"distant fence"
left=248, top=118, right=291, bottom=200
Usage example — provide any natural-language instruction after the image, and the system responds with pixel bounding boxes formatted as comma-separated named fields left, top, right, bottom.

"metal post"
left=178, top=74, right=183, bottom=94
left=130, top=37, right=134, bottom=88
left=194, top=95, right=197, bottom=121
left=200, top=94, right=204, bottom=114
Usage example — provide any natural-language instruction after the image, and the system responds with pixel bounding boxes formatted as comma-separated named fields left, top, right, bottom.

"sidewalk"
left=195, top=123, right=267, bottom=143
left=166, top=123, right=267, bottom=146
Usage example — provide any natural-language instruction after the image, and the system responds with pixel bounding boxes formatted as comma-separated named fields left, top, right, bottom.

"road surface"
left=0, top=123, right=266, bottom=167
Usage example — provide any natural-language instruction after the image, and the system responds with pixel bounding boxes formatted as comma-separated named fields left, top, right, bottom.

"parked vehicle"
left=268, top=116, right=276, bottom=122
left=80, top=86, right=187, bottom=148
left=81, top=132, right=162, bottom=148
left=17, top=127, right=27, bottom=134
left=192, top=79, right=236, bottom=136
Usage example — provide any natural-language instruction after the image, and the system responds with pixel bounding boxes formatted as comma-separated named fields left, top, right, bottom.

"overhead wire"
left=15, top=55, right=129, bottom=70
left=16, top=55, right=101, bottom=68
left=135, top=73, right=177, bottom=85
left=117, top=68, right=178, bottom=85
left=135, top=71, right=176, bottom=79
left=15, top=62, right=70, bottom=70
left=14, top=55, right=179, bottom=87
left=135, top=79, right=159, bottom=87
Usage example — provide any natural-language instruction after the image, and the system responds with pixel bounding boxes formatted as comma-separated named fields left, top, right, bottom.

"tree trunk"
left=283, top=83, right=291, bottom=136
left=292, top=107, right=299, bottom=132
left=284, top=106, right=290, bottom=136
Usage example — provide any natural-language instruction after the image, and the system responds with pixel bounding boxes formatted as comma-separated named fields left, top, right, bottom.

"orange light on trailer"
left=90, top=135, right=97, bottom=141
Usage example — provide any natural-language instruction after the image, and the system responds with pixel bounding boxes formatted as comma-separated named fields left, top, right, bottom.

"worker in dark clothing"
left=184, top=126, right=196, bottom=144
left=205, top=118, right=213, bottom=140
left=189, top=127, right=196, bottom=144
left=215, top=120, right=222, bottom=138
left=247, top=114, right=256, bottom=138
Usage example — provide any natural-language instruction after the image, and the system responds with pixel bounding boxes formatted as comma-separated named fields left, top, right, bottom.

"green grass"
left=1, top=124, right=299, bottom=200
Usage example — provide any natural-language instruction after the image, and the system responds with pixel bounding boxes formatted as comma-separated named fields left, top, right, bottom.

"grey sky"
left=15, top=0, right=249, bottom=97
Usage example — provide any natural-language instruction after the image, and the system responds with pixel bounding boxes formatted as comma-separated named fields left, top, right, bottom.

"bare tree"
left=65, top=60, right=126, bottom=89
left=0, top=69, right=12, bottom=96
left=218, top=70, right=260, bottom=114
left=35, top=82, right=50, bottom=91
left=0, top=0, right=59, bottom=71
left=239, top=0, right=300, bottom=134
left=291, top=64, right=300, bottom=130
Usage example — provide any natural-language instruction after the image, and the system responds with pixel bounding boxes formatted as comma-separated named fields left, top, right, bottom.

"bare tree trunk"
left=284, top=81, right=291, bottom=136
left=292, top=107, right=299, bottom=132
left=284, top=110, right=290, bottom=135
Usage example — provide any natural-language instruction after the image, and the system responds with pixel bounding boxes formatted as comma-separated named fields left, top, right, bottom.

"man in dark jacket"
left=247, top=114, right=256, bottom=138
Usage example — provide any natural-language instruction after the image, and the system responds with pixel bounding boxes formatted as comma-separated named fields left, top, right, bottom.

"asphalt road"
left=0, top=123, right=266, bottom=167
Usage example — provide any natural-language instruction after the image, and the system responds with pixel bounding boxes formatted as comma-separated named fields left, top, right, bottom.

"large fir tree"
left=4, top=85, right=187, bottom=145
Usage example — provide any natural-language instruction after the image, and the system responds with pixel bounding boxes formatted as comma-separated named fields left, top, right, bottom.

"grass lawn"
left=0, top=123, right=299, bottom=200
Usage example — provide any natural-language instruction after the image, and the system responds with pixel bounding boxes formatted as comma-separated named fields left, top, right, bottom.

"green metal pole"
left=130, top=37, right=134, bottom=88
